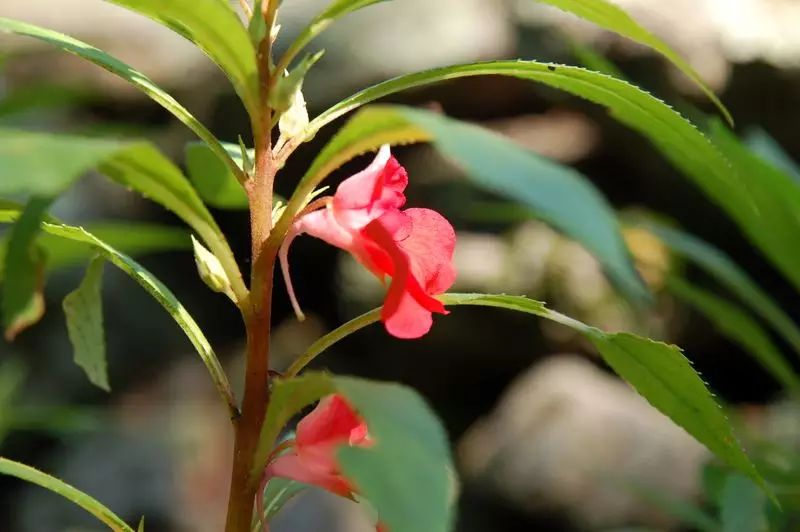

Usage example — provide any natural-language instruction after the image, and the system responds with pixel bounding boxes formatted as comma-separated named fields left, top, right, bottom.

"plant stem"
left=225, top=2, right=280, bottom=529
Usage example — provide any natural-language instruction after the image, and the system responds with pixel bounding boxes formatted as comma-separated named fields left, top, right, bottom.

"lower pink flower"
left=264, top=394, right=388, bottom=531
left=266, top=394, right=369, bottom=497
left=280, top=145, right=457, bottom=339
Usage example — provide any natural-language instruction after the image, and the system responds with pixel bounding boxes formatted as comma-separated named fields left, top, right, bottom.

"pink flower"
left=266, top=394, right=369, bottom=497
left=280, top=145, right=457, bottom=339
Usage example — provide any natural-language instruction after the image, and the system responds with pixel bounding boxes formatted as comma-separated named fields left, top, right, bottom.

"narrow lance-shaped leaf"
left=258, top=478, right=309, bottom=525
left=532, top=0, right=732, bottom=124
left=185, top=142, right=250, bottom=209
left=720, top=475, right=769, bottom=532
left=0, top=216, right=191, bottom=279
left=2, top=197, right=49, bottom=339
left=667, top=277, right=800, bottom=394
left=102, top=0, right=261, bottom=120
left=0, top=129, right=247, bottom=304
left=707, top=121, right=800, bottom=297
left=450, top=294, right=766, bottom=494
left=0, top=128, right=122, bottom=198
left=33, top=221, right=238, bottom=420
left=745, top=129, right=800, bottom=183
left=638, top=221, right=800, bottom=360
left=0, top=18, right=243, bottom=183
left=282, top=293, right=767, bottom=494
left=406, top=107, right=648, bottom=302
left=0, top=457, right=136, bottom=532
left=63, top=256, right=109, bottom=392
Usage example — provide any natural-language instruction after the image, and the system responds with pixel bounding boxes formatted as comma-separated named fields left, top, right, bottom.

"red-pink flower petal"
left=266, top=395, right=369, bottom=498
left=363, top=218, right=450, bottom=339
left=268, top=453, right=354, bottom=497
left=333, top=145, right=408, bottom=230
left=396, top=208, right=457, bottom=295
left=296, top=395, right=364, bottom=447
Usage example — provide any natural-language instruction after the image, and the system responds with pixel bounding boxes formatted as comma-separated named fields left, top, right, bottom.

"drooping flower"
left=280, top=145, right=457, bottom=339
left=266, top=394, right=370, bottom=497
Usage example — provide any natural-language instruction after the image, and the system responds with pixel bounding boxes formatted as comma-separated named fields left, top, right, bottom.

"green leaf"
left=0, top=18, right=243, bottom=183
left=588, top=328, right=764, bottom=490
left=301, top=63, right=746, bottom=228
left=63, top=256, right=109, bottom=392
left=0, top=211, right=191, bottom=276
left=137, top=517, right=145, bottom=532
left=0, top=84, right=92, bottom=119
left=270, top=51, right=325, bottom=114
left=745, top=129, right=800, bottom=183
left=0, top=128, right=123, bottom=198
left=2, top=198, right=49, bottom=340
left=97, top=143, right=217, bottom=230
left=667, top=277, right=800, bottom=394
left=254, top=373, right=454, bottom=532
left=335, top=376, right=454, bottom=532
left=0, top=457, right=136, bottom=532
left=720, top=474, right=769, bottom=532
left=283, top=104, right=648, bottom=302
left=248, top=0, right=267, bottom=44
left=406, top=107, right=648, bottom=302
left=0, top=130, right=245, bottom=303
left=91, top=141, right=249, bottom=303
left=0, top=129, right=220, bottom=242
left=102, top=0, right=260, bottom=119
left=185, top=142, right=250, bottom=209
left=285, top=293, right=766, bottom=493
left=707, top=121, right=800, bottom=301
left=640, top=222, right=800, bottom=360
left=318, top=0, right=390, bottom=20
left=532, top=0, right=731, bottom=124
left=258, top=478, right=308, bottom=525
left=42, top=222, right=191, bottom=272
left=37, top=222, right=238, bottom=419
left=0, top=358, right=27, bottom=444
left=569, top=39, right=627, bottom=79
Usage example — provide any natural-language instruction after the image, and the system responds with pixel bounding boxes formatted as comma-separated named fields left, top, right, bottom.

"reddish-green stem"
left=224, top=3, right=281, bottom=530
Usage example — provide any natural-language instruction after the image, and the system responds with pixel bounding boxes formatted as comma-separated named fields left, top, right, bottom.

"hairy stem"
left=225, top=2, right=279, bottom=529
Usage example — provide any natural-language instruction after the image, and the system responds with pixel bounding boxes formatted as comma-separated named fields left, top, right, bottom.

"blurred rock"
left=486, top=111, right=600, bottom=164
left=459, top=355, right=708, bottom=529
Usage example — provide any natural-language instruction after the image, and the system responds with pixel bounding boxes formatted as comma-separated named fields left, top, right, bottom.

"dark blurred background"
left=1, top=1, right=800, bottom=530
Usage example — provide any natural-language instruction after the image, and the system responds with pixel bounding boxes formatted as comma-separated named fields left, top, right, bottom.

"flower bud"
left=279, top=86, right=309, bottom=141
left=191, top=236, right=234, bottom=301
